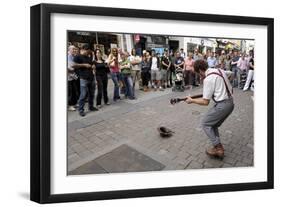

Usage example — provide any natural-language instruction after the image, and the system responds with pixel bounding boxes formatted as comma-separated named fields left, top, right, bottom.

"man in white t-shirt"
left=185, top=59, right=234, bottom=159
left=150, top=49, right=162, bottom=90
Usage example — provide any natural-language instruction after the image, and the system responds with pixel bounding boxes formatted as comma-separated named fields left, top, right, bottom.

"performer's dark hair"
left=193, top=59, right=208, bottom=73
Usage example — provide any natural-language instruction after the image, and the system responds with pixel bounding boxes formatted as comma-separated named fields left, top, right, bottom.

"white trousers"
left=243, top=70, right=254, bottom=91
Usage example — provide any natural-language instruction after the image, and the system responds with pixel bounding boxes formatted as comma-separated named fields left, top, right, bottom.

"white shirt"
left=129, top=55, right=141, bottom=71
left=203, top=68, right=233, bottom=102
left=151, top=57, right=158, bottom=70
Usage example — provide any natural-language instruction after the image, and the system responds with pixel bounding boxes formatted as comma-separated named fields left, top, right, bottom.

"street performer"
left=185, top=59, right=234, bottom=159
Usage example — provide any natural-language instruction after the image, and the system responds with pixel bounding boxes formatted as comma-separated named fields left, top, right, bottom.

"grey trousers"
left=201, top=98, right=234, bottom=146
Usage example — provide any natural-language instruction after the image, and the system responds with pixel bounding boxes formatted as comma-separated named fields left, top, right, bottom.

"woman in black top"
left=93, top=49, right=110, bottom=107
left=141, top=52, right=152, bottom=92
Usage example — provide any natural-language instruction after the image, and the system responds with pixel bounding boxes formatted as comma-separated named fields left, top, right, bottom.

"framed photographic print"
left=30, top=3, right=274, bottom=204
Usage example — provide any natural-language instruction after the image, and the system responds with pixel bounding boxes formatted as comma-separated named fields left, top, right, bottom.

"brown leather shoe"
left=143, top=86, right=148, bottom=92
left=206, top=143, right=224, bottom=159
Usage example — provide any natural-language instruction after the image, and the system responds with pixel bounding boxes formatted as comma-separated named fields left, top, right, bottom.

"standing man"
left=193, top=48, right=203, bottom=61
left=160, top=49, right=171, bottom=88
left=207, top=52, right=218, bottom=68
left=168, top=51, right=176, bottom=87
left=67, top=45, right=79, bottom=111
left=231, top=50, right=240, bottom=87
left=73, top=44, right=98, bottom=117
left=180, top=48, right=186, bottom=58
left=150, top=49, right=161, bottom=91
left=185, top=59, right=234, bottom=159
left=174, top=51, right=185, bottom=70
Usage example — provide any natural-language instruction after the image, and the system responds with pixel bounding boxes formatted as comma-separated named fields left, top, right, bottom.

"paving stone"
left=223, top=156, right=237, bottom=166
left=185, top=160, right=203, bottom=169
left=222, top=163, right=234, bottom=168
left=68, top=120, right=86, bottom=131
left=235, top=161, right=251, bottom=167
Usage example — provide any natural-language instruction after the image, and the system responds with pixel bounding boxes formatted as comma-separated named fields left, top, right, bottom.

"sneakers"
left=68, top=105, right=76, bottom=111
left=113, top=97, right=121, bottom=101
left=79, top=111, right=85, bottom=117
left=206, top=143, right=224, bottom=159
left=159, top=86, right=164, bottom=91
left=79, top=106, right=98, bottom=117
left=89, top=106, right=99, bottom=111
left=96, top=105, right=102, bottom=109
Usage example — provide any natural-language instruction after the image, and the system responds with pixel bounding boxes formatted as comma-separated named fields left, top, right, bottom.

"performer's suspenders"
left=206, top=69, right=233, bottom=100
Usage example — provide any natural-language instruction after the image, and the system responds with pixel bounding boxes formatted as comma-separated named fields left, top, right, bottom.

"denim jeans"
left=111, top=72, right=121, bottom=100
left=119, top=73, right=126, bottom=95
left=231, top=66, right=238, bottom=87
left=123, top=74, right=134, bottom=98
left=78, top=78, right=96, bottom=112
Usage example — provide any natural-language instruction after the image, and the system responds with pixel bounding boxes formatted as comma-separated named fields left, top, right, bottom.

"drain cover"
left=69, top=144, right=165, bottom=175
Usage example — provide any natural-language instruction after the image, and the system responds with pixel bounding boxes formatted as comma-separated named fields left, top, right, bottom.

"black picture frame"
left=30, top=3, right=274, bottom=204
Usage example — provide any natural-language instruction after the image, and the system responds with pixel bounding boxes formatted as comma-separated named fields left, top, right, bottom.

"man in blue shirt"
left=207, top=52, right=218, bottom=68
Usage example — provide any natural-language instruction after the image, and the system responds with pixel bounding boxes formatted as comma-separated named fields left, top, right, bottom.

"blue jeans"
left=111, top=72, right=120, bottom=100
left=78, top=78, right=96, bottom=112
left=123, top=74, right=134, bottom=98
left=231, top=66, right=238, bottom=87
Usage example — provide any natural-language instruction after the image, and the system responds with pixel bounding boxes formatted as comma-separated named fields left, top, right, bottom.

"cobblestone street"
left=67, top=81, right=254, bottom=175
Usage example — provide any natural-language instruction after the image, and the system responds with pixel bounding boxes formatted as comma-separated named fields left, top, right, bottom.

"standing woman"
left=184, top=52, right=194, bottom=88
left=120, top=52, right=135, bottom=99
left=107, top=48, right=121, bottom=101
left=93, top=49, right=110, bottom=108
left=141, top=52, right=152, bottom=92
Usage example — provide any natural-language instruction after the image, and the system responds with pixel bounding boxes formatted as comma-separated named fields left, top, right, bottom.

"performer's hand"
left=84, top=63, right=92, bottom=68
left=185, top=96, right=193, bottom=104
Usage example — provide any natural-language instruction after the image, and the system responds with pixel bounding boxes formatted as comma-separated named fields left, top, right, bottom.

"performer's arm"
left=186, top=97, right=210, bottom=106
